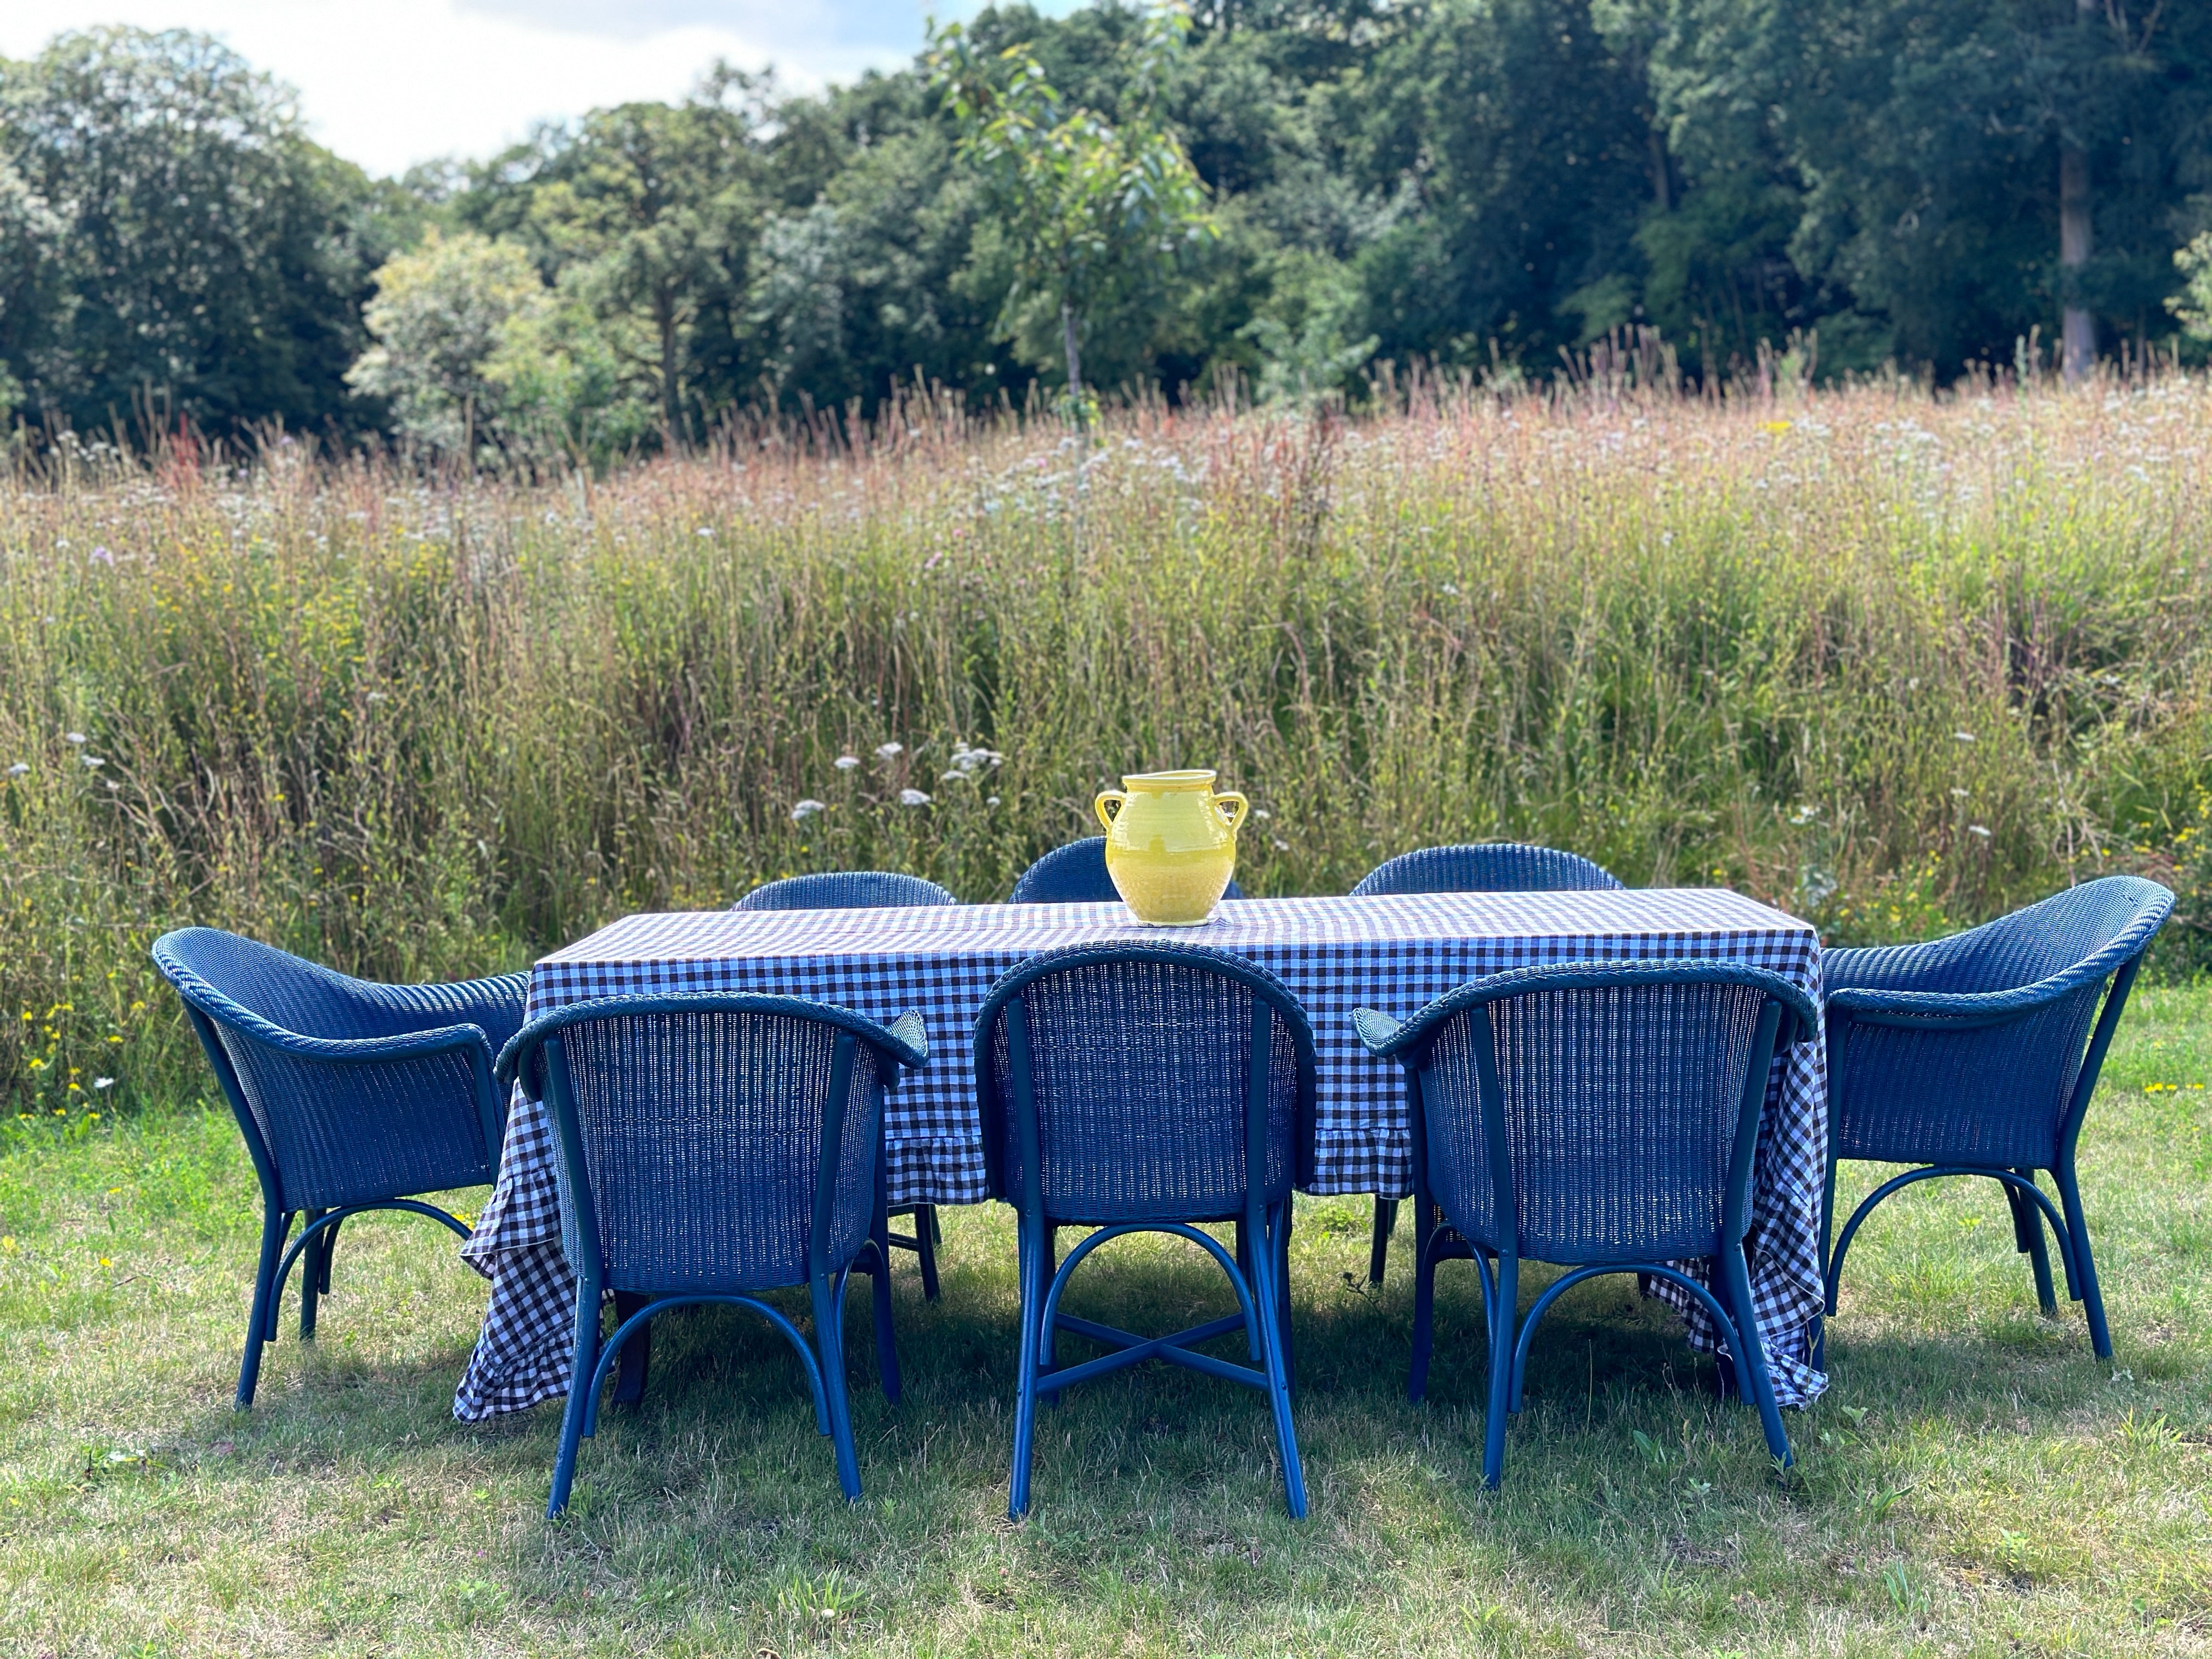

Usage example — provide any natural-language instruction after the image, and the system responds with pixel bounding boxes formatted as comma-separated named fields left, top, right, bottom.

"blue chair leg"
left=1481, top=1255, right=1519, bottom=1488
left=2004, top=1172, right=2059, bottom=1316
left=1008, top=1219, right=1048, bottom=1519
left=1252, top=1204, right=1307, bottom=1519
left=912, top=1205, right=941, bottom=1302
left=1276, top=1199, right=1296, bottom=1396
left=870, top=1236, right=902, bottom=1405
left=297, top=1209, right=324, bottom=1341
left=1233, top=1219, right=1263, bottom=1361
left=608, top=1291, right=651, bottom=1407
left=236, top=1201, right=290, bottom=1408
left=315, top=1216, right=341, bottom=1296
left=1475, top=1246, right=1500, bottom=1360
left=1369, top=1198, right=1397, bottom=1285
left=1718, top=1244, right=1792, bottom=1469
left=1040, top=1225, right=1066, bottom=1378
left=2054, top=1158, right=2112, bottom=1360
left=1409, top=1228, right=1439, bottom=1404
left=811, top=1274, right=863, bottom=1501
left=546, top=1299, right=600, bottom=1517
left=314, top=1212, right=342, bottom=1318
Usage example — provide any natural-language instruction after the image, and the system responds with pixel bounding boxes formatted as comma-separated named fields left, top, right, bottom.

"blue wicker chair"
left=150, top=928, right=526, bottom=1408
left=1356, top=961, right=1815, bottom=1486
left=736, top=872, right=958, bottom=911
left=498, top=992, right=926, bottom=1513
left=1011, top=837, right=1246, bottom=905
left=735, top=871, right=957, bottom=1301
left=1350, top=842, right=1625, bottom=1284
left=1821, top=875, right=2172, bottom=1361
left=975, top=943, right=1315, bottom=1519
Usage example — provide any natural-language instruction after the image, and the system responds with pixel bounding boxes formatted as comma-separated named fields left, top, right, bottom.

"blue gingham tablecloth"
left=455, top=889, right=1829, bottom=1419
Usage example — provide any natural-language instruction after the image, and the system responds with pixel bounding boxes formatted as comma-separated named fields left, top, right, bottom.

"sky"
left=0, top=0, right=1035, bottom=178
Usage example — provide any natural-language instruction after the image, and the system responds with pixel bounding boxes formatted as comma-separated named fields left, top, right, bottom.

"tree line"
left=3, top=0, right=2209, bottom=458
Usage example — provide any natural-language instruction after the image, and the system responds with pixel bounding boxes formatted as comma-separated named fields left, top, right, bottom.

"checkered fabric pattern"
left=454, top=889, right=1830, bottom=1420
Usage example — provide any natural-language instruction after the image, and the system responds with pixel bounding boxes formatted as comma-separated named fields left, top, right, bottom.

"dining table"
left=453, top=887, right=1830, bottom=1420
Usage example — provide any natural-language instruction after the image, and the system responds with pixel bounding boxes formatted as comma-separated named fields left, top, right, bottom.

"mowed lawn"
left=2, top=991, right=2208, bottom=1658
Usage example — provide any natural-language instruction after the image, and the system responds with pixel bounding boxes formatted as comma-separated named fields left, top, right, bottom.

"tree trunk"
left=1648, top=126, right=1671, bottom=214
left=2059, top=0, right=2096, bottom=386
left=1060, top=300, right=1082, bottom=400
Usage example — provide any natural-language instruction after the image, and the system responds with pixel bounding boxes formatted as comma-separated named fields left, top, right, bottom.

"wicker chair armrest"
left=237, top=1019, right=498, bottom=1066
left=419, top=971, right=529, bottom=1019
left=1824, top=881, right=2171, bottom=1022
left=159, top=952, right=499, bottom=1066
left=1825, top=980, right=2095, bottom=1028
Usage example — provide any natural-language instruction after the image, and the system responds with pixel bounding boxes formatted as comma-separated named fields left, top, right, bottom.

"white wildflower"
left=6, top=763, right=26, bottom=776
left=876, top=742, right=904, bottom=760
left=81, top=755, right=104, bottom=769
left=1950, top=787, right=1969, bottom=799
left=986, top=795, right=1001, bottom=808
left=1252, top=808, right=1272, bottom=821
left=1968, top=825, right=1991, bottom=839
left=942, top=770, right=967, bottom=783
left=791, top=799, right=826, bottom=822
left=834, top=754, right=860, bottom=771
left=900, top=788, right=931, bottom=807
left=92, top=1076, right=115, bottom=1090
left=65, top=731, right=85, bottom=744
left=1953, top=731, right=1977, bottom=743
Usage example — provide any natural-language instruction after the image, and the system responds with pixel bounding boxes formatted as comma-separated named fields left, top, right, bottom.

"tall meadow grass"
left=5, top=377, right=2211, bottom=1118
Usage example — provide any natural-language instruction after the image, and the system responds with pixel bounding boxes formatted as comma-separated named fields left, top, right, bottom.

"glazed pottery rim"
left=1120, top=768, right=1218, bottom=789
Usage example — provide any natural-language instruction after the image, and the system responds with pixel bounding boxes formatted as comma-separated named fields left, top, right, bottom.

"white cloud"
left=0, top=0, right=944, bottom=177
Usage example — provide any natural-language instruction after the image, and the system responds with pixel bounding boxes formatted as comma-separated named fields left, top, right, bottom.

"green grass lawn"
left=3, top=992, right=2209, bottom=1658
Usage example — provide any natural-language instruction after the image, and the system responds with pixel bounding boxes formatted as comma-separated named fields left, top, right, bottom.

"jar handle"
left=1214, top=791, right=1249, bottom=835
left=1094, top=789, right=1127, bottom=832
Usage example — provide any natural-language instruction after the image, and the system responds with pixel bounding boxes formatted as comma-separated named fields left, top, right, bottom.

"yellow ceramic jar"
left=1093, top=769, right=1249, bottom=926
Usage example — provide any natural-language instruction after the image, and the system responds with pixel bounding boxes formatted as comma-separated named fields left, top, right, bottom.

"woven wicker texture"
left=152, top=928, right=522, bottom=1212
left=978, top=945, right=1309, bottom=1224
left=735, top=872, right=958, bottom=911
left=1351, top=843, right=1623, bottom=898
left=1825, top=876, right=2173, bottom=1167
left=1011, top=837, right=1246, bottom=905
left=543, top=1006, right=884, bottom=1295
left=1421, top=977, right=1773, bottom=1262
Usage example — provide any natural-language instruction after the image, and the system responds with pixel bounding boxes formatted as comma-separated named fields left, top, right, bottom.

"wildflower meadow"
left=2, top=379, right=2210, bottom=1655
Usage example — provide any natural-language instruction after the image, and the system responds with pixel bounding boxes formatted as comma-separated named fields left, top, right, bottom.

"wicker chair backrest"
left=735, top=872, right=957, bottom=911
left=1351, top=843, right=1623, bottom=898
left=151, top=927, right=515, bottom=1212
left=1826, top=876, right=2173, bottom=1166
left=1393, top=964, right=1809, bottom=1265
left=1011, top=838, right=1246, bottom=905
left=516, top=998, right=901, bottom=1295
left=977, top=945, right=1313, bottom=1224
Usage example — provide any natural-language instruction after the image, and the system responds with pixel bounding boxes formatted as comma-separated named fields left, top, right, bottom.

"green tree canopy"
left=929, top=3, right=1214, bottom=403
left=347, top=229, right=549, bottom=455
left=0, top=27, right=396, bottom=438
